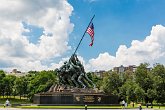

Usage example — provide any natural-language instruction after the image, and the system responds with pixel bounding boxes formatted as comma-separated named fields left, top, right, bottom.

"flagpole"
left=73, top=15, right=95, bottom=55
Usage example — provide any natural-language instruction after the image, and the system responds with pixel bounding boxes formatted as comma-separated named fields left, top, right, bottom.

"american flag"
left=86, top=23, right=94, bottom=46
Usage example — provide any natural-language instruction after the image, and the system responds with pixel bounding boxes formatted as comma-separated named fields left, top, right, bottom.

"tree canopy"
left=0, top=63, right=165, bottom=104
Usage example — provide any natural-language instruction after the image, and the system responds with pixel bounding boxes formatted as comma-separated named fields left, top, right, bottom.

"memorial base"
left=34, top=85, right=119, bottom=105
left=34, top=92, right=118, bottom=105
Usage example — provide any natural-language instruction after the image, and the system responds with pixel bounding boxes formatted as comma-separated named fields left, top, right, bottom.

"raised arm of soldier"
left=69, top=55, right=80, bottom=69
left=59, top=61, right=68, bottom=72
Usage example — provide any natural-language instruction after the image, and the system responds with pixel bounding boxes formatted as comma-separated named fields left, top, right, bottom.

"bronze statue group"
left=56, top=54, right=95, bottom=89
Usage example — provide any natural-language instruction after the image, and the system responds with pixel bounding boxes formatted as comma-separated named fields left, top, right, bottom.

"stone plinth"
left=33, top=85, right=119, bottom=105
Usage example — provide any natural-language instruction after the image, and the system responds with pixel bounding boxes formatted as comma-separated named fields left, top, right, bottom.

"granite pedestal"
left=33, top=85, right=118, bottom=105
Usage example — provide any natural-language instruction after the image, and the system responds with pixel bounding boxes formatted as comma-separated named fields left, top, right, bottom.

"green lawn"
left=0, top=103, right=165, bottom=109
left=14, top=104, right=165, bottom=109
left=14, top=105, right=165, bottom=109
left=16, top=105, right=123, bottom=109
left=15, top=105, right=143, bottom=109
left=0, top=96, right=165, bottom=109
left=150, top=106, right=165, bottom=110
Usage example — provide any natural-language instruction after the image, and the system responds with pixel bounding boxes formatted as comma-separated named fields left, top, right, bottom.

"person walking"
left=139, top=104, right=142, bottom=110
left=122, top=100, right=125, bottom=109
left=85, top=105, right=87, bottom=110
left=5, top=99, right=10, bottom=107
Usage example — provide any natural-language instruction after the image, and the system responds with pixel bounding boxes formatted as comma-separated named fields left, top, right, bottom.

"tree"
left=27, top=70, right=57, bottom=101
left=119, top=80, right=138, bottom=103
left=14, top=76, right=28, bottom=99
left=88, top=73, right=102, bottom=89
left=0, top=70, right=6, bottom=97
left=135, top=63, right=154, bottom=103
left=147, top=89, right=156, bottom=105
left=102, top=72, right=122, bottom=95
left=134, top=86, right=145, bottom=102
left=0, top=70, right=5, bottom=77
left=123, top=70, right=134, bottom=83
left=2, top=75, right=16, bottom=97
left=119, top=82, right=128, bottom=101
left=152, top=64, right=165, bottom=104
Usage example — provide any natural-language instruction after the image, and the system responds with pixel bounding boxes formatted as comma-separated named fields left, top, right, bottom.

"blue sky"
left=0, top=0, right=165, bottom=72
left=68, top=0, right=165, bottom=60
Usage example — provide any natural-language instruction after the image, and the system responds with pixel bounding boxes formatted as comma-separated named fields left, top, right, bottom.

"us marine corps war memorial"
left=33, top=15, right=118, bottom=105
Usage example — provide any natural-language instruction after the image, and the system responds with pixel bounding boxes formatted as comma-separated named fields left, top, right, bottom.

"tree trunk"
left=7, top=93, right=8, bottom=98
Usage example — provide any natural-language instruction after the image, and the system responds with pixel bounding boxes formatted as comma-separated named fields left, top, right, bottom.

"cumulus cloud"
left=0, top=0, right=73, bottom=71
left=86, top=25, right=165, bottom=71
left=1, top=0, right=165, bottom=73
left=35, top=25, right=165, bottom=72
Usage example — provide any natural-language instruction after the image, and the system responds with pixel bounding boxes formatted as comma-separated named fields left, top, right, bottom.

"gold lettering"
left=75, top=96, right=80, bottom=102
left=97, top=97, right=101, bottom=102
left=83, top=96, right=94, bottom=102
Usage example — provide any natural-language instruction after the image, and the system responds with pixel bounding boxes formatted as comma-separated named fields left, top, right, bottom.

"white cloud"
left=49, top=57, right=69, bottom=70
left=1, top=0, right=165, bottom=73
left=86, top=52, right=115, bottom=71
left=0, top=0, right=73, bottom=71
left=40, top=25, right=165, bottom=72
left=86, top=25, right=165, bottom=71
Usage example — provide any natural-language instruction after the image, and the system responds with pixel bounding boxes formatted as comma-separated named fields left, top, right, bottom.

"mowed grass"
left=1, top=103, right=165, bottom=109
left=0, top=96, right=165, bottom=109
left=15, top=104, right=142, bottom=109
left=151, top=106, right=165, bottom=110
left=14, top=104, right=165, bottom=109
left=16, top=105, right=122, bottom=109
left=15, top=105, right=165, bottom=109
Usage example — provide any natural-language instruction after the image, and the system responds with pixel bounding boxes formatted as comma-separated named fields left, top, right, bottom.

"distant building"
left=12, top=69, right=21, bottom=74
left=125, top=65, right=137, bottom=72
left=8, top=69, right=27, bottom=77
left=12, top=69, right=17, bottom=74
left=92, top=70, right=106, bottom=78
left=113, top=65, right=137, bottom=73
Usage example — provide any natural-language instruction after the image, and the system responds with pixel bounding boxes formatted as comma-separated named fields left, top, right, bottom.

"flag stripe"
left=86, top=23, right=94, bottom=46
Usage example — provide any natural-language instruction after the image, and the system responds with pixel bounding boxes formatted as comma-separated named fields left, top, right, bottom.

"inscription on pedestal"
left=83, top=96, right=94, bottom=102
left=34, top=93, right=119, bottom=105
left=97, top=97, right=101, bottom=102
